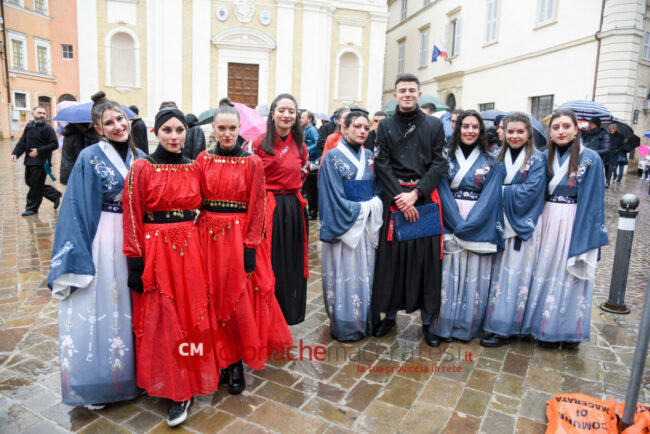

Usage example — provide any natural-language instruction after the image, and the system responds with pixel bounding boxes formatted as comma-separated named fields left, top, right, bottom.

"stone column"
left=275, top=0, right=298, bottom=95
left=192, top=0, right=211, bottom=114
left=367, top=10, right=389, bottom=113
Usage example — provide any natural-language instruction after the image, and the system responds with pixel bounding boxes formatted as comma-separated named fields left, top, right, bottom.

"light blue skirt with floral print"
left=483, top=225, right=542, bottom=337
left=58, top=212, right=138, bottom=406
left=430, top=248, right=495, bottom=341
left=521, top=202, right=593, bottom=342
left=322, top=235, right=375, bottom=342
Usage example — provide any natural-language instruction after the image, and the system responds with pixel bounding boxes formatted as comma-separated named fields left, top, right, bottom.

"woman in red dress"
left=195, top=99, right=292, bottom=394
left=250, top=94, right=309, bottom=325
left=123, top=108, right=220, bottom=427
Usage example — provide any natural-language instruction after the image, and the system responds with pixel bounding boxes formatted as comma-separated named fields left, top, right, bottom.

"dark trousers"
left=302, top=169, right=318, bottom=218
left=605, top=165, right=614, bottom=185
left=24, top=164, right=60, bottom=212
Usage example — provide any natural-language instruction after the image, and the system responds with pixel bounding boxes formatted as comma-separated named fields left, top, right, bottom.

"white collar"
left=336, top=140, right=366, bottom=180
left=451, top=146, right=481, bottom=189
left=504, top=147, right=527, bottom=185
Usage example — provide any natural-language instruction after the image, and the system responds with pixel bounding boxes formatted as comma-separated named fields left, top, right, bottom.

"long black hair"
left=497, top=112, right=536, bottom=172
left=260, top=93, right=303, bottom=156
left=448, top=110, right=490, bottom=157
left=91, top=91, right=137, bottom=157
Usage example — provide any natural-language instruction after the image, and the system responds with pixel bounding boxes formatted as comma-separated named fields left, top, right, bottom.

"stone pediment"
left=211, top=27, right=276, bottom=52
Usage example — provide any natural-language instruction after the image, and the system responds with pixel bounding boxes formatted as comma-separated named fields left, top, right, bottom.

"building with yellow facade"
left=78, top=0, right=388, bottom=123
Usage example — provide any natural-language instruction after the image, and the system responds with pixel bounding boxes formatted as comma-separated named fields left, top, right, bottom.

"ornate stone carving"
left=233, top=0, right=255, bottom=23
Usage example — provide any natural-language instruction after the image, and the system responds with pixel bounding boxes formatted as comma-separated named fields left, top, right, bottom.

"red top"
left=122, top=159, right=202, bottom=258
left=251, top=132, right=308, bottom=191
left=193, top=150, right=266, bottom=249
left=321, top=131, right=343, bottom=160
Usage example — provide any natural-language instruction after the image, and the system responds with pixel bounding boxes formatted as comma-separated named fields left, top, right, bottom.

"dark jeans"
left=615, top=163, right=626, bottom=181
left=605, top=165, right=614, bottom=185
left=302, top=169, right=318, bottom=217
left=24, top=164, right=60, bottom=212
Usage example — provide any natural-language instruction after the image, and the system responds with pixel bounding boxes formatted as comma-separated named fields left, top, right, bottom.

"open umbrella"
left=313, top=112, right=329, bottom=121
left=54, top=102, right=136, bottom=123
left=198, top=102, right=267, bottom=141
left=644, top=131, right=650, bottom=138
left=480, top=109, right=508, bottom=125
left=608, top=118, right=634, bottom=139
left=382, top=94, right=449, bottom=115
left=555, top=100, right=612, bottom=122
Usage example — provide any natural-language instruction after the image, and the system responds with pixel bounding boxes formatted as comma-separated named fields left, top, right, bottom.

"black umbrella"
left=609, top=118, right=634, bottom=139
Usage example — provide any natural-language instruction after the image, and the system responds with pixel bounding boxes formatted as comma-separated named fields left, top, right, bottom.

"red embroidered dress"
left=195, top=148, right=291, bottom=369
left=122, top=157, right=220, bottom=402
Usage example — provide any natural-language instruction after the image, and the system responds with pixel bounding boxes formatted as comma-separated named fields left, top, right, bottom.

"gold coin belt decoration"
left=143, top=225, right=197, bottom=257
left=201, top=199, right=248, bottom=210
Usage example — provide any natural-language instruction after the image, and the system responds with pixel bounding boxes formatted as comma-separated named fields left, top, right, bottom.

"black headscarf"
left=154, top=108, right=187, bottom=135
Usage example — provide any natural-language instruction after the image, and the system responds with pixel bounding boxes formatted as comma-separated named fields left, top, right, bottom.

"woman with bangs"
left=48, top=91, right=144, bottom=410
left=430, top=110, right=504, bottom=345
left=480, top=113, right=546, bottom=348
left=522, top=109, right=608, bottom=350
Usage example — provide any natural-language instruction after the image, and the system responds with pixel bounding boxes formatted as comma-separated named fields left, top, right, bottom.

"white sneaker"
left=167, top=398, right=191, bottom=427
left=84, top=404, right=107, bottom=410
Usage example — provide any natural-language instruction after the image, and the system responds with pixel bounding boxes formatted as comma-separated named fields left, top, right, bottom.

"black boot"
left=372, top=318, right=396, bottom=337
left=480, top=333, right=511, bottom=348
left=422, top=325, right=441, bottom=347
left=228, top=361, right=245, bottom=395
left=219, top=369, right=230, bottom=385
left=562, top=341, right=580, bottom=350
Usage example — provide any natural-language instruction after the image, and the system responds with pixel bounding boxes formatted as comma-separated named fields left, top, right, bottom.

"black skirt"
left=371, top=195, right=442, bottom=316
left=271, top=193, right=308, bottom=325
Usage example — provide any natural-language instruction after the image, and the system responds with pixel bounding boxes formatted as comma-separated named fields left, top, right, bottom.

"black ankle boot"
left=228, top=361, right=245, bottom=395
left=480, top=333, right=511, bottom=348
left=219, top=368, right=230, bottom=385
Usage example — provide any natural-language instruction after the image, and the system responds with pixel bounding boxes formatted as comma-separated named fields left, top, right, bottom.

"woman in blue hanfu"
left=319, top=111, right=383, bottom=342
left=522, top=109, right=608, bottom=350
left=431, top=110, right=504, bottom=345
left=480, top=113, right=546, bottom=348
left=48, top=91, right=144, bottom=409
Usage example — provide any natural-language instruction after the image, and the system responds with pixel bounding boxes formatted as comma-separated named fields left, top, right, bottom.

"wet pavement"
left=0, top=136, right=648, bottom=433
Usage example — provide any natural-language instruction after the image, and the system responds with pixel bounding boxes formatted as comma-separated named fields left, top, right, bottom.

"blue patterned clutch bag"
left=344, top=180, right=374, bottom=202
left=392, top=203, right=443, bottom=241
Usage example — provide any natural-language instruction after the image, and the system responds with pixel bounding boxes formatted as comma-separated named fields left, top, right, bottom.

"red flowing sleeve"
left=244, top=155, right=266, bottom=248
left=122, top=160, right=147, bottom=258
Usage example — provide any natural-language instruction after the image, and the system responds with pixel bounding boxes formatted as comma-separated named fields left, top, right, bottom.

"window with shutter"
left=485, top=0, right=498, bottom=43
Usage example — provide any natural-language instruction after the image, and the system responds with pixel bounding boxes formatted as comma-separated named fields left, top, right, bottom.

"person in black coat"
left=59, top=123, right=99, bottom=185
left=183, top=113, right=206, bottom=160
left=609, top=124, right=628, bottom=183
left=11, top=106, right=62, bottom=216
left=317, top=110, right=339, bottom=152
left=129, top=105, right=150, bottom=155
left=364, top=111, right=387, bottom=153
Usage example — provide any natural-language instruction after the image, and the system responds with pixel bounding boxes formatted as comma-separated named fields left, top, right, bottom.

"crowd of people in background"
left=9, top=71, right=638, bottom=427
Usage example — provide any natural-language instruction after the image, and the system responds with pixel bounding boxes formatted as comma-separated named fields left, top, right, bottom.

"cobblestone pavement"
left=0, top=137, right=648, bottom=434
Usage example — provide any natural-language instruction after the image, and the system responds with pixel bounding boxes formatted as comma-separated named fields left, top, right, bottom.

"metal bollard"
left=620, top=274, right=650, bottom=429
left=601, top=194, right=639, bottom=315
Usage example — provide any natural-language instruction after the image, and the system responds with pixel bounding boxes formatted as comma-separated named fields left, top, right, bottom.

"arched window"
left=446, top=93, right=456, bottom=111
left=337, top=51, right=361, bottom=101
left=109, top=32, right=136, bottom=86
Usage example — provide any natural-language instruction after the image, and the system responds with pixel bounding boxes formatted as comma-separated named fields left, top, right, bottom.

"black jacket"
left=12, top=121, right=59, bottom=166
left=60, top=124, right=99, bottom=185
left=317, top=116, right=336, bottom=152
left=131, top=118, right=149, bottom=155
left=364, top=129, right=378, bottom=153
left=375, top=106, right=448, bottom=199
left=183, top=114, right=206, bottom=160
left=582, top=127, right=610, bottom=160
left=605, top=131, right=626, bottom=166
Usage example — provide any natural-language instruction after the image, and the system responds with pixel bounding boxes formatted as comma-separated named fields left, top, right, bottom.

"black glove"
left=127, top=257, right=145, bottom=293
left=244, top=247, right=256, bottom=274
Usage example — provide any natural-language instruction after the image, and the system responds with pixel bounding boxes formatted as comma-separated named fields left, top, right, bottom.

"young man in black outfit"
left=11, top=106, right=62, bottom=216
left=371, top=74, right=448, bottom=347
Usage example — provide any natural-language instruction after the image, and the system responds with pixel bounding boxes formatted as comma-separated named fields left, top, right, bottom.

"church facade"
left=78, top=0, right=388, bottom=122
